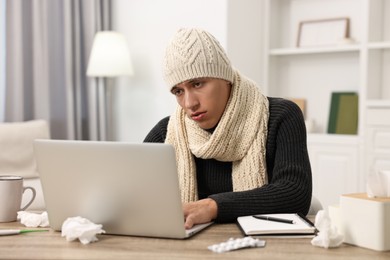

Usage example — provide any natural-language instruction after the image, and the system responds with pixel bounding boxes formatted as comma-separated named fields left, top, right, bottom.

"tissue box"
left=340, top=193, right=390, bottom=251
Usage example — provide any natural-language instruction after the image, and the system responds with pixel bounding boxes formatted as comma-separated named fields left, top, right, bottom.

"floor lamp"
left=86, top=31, right=133, bottom=141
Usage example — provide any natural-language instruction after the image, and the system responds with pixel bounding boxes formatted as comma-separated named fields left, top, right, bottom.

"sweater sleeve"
left=143, top=116, right=169, bottom=143
left=209, top=98, right=312, bottom=222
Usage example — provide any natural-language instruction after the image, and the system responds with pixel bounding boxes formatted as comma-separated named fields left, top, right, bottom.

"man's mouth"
left=191, top=112, right=206, bottom=121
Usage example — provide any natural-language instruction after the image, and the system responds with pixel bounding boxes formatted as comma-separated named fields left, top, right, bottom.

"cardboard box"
left=340, top=193, right=390, bottom=251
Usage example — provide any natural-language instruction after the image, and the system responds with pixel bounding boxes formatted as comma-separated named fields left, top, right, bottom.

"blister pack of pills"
left=208, top=237, right=266, bottom=253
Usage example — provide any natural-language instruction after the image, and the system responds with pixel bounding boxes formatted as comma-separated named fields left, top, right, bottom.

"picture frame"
left=297, top=17, right=350, bottom=47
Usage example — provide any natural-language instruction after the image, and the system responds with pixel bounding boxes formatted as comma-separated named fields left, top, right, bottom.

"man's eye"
left=173, top=89, right=183, bottom=96
left=193, top=81, right=203, bottom=88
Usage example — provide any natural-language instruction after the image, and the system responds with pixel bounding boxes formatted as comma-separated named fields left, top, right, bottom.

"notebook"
left=33, top=139, right=212, bottom=239
left=237, top=213, right=317, bottom=237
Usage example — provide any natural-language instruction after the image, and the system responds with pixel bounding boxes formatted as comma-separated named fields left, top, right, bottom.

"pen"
left=0, top=229, right=49, bottom=236
left=253, top=215, right=295, bottom=224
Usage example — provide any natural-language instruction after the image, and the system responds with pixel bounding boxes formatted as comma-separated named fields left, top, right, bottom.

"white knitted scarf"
left=165, top=72, right=269, bottom=203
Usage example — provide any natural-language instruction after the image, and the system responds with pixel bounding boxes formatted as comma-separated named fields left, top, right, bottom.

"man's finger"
left=184, top=216, right=194, bottom=229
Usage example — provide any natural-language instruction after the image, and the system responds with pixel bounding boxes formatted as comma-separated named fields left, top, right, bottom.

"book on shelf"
left=237, top=213, right=317, bottom=237
left=327, top=92, right=358, bottom=134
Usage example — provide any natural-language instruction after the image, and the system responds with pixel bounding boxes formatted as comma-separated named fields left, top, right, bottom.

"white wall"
left=227, top=0, right=265, bottom=88
left=0, top=0, right=6, bottom=122
left=112, top=0, right=228, bottom=142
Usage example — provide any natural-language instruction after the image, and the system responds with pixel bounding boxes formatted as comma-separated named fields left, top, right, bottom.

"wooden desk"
left=0, top=221, right=389, bottom=259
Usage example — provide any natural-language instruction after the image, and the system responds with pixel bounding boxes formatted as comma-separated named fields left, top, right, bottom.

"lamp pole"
left=87, top=31, right=134, bottom=141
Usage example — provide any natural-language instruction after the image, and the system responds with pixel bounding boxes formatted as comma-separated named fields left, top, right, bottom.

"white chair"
left=0, top=120, right=50, bottom=211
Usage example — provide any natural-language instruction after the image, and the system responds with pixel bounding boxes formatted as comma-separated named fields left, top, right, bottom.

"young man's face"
left=171, top=78, right=231, bottom=130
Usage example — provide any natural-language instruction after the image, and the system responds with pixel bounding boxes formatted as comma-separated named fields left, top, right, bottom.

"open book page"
left=237, top=213, right=316, bottom=236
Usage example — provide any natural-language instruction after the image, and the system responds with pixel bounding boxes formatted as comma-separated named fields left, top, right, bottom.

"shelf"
left=307, top=133, right=359, bottom=145
left=269, top=42, right=390, bottom=56
left=264, top=0, right=389, bottom=210
left=366, top=100, right=390, bottom=108
left=269, top=45, right=360, bottom=56
left=367, top=42, right=390, bottom=50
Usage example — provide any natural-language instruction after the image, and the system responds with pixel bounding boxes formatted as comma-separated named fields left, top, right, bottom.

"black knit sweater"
left=144, top=97, right=312, bottom=223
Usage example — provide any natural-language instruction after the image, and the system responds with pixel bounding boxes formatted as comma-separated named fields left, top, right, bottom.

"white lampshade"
left=87, top=31, right=134, bottom=77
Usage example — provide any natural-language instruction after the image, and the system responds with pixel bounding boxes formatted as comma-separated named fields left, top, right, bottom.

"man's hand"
left=183, top=198, right=218, bottom=229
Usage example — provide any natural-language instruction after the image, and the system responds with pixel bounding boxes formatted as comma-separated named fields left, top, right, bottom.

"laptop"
left=33, top=139, right=212, bottom=239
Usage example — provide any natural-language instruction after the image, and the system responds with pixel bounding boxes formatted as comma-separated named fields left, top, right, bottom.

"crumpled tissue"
left=311, top=210, right=344, bottom=249
left=61, top=216, right=105, bottom=245
left=367, top=170, right=390, bottom=198
left=17, top=211, right=50, bottom=227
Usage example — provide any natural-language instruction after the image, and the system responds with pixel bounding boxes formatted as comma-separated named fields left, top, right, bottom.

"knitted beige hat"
left=163, top=28, right=235, bottom=89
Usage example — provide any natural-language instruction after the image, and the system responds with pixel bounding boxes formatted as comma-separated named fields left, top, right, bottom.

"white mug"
left=0, top=175, right=36, bottom=222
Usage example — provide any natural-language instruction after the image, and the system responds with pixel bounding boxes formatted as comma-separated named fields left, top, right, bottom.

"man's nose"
left=184, top=91, right=199, bottom=110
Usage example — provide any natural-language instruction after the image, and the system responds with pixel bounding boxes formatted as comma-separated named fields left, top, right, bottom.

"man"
left=144, top=28, right=312, bottom=229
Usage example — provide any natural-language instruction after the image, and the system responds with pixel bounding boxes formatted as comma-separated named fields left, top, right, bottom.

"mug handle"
left=20, top=186, right=37, bottom=211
